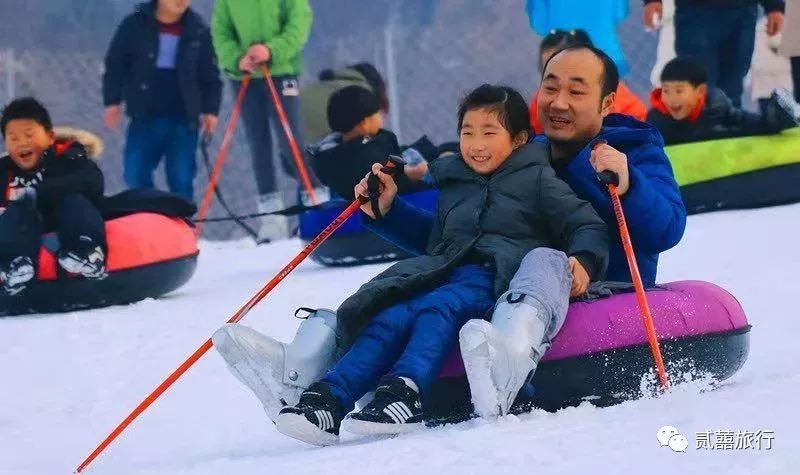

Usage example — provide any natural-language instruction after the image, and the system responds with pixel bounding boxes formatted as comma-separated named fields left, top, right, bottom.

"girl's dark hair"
left=1, top=97, right=52, bottom=137
left=457, top=84, right=530, bottom=136
left=539, top=29, right=593, bottom=71
left=349, top=62, right=389, bottom=112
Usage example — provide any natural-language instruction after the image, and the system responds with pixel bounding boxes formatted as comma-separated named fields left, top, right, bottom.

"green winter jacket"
left=211, top=0, right=312, bottom=79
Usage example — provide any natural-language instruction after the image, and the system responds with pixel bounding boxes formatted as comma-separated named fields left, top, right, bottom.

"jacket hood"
left=1, top=127, right=102, bottom=163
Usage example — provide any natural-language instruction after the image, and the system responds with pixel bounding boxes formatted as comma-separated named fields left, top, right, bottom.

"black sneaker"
left=275, top=382, right=344, bottom=446
left=0, top=256, right=35, bottom=296
left=345, top=376, right=424, bottom=435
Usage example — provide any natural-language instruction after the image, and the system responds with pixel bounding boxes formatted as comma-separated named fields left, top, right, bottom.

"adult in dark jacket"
left=643, top=0, right=785, bottom=107
left=103, top=0, right=222, bottom=202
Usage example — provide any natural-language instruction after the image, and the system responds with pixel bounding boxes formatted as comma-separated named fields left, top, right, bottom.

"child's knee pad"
left=283, top=308, right=339, bottom=389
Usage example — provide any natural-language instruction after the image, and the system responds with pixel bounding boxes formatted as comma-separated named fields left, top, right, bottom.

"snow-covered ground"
left=2, top=204, right=799, bottom=475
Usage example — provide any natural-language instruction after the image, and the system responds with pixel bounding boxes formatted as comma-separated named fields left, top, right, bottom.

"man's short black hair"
left=542, top=44, right=620, bottom=100
left=1, top=97, right=53, bottom=137
left=660, top=57, right=708, bottom=87
left=457, top=84, right=530, bottom=137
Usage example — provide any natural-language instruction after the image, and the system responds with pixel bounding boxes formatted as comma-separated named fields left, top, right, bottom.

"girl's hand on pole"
left=355, top=163, right=398, bottom=219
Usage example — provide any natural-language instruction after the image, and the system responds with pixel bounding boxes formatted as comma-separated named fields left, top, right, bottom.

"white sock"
left=399, top=377, right=419, bottom=393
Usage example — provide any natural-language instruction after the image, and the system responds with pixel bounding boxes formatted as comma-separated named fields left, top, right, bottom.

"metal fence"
left=0, top=0, right=657, bottom=239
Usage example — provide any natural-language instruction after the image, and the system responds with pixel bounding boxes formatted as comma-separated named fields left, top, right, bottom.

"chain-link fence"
left=0, top=0, right=657, bottom=240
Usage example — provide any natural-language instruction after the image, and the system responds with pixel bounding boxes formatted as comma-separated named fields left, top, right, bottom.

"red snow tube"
left=427, top=281, right=751, bottom=419
left=1, top=213, right=199, bottom=316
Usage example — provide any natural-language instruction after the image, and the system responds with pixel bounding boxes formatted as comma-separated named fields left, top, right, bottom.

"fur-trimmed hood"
left=1, top=127, right=104, bottom=161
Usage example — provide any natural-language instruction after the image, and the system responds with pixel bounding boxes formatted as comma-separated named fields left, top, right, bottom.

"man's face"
left=538, top=49, right=612, bottom=147
left=158, top=0, right=191, bottom=18
left=661, top=81, right=706, bottom=121
left=3, top=119, right=55, bottom=171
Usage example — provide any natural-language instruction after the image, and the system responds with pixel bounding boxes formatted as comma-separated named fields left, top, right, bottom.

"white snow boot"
left=212, top=309, right=339, bottom=421
left=459, top=293, right=551, bottom=419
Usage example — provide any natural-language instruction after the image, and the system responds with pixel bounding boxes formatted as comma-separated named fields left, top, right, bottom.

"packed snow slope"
left=2, top=204, right=799, bottom=475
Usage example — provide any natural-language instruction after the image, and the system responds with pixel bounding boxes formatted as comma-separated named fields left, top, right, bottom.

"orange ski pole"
left=75, top=161, right=399, bottom=473
left=597, top=168, right=670, bottom=390
left=195, top=74, right=251, bottom=235
left=259, top=64, right=317, bottom=205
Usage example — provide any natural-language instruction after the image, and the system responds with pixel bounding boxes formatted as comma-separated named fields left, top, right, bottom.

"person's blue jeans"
left=322, top=264, right=496, bottom=413
left=674, top=3, right=758, bottom=107
left=124, top=117, right=198, bottom=202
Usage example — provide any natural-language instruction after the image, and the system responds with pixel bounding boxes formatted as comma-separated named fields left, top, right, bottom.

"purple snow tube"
left=429, top=281, right=751, bottom=417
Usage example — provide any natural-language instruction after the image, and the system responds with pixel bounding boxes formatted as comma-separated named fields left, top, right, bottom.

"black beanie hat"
left=327, top=85, right=381, bottom=133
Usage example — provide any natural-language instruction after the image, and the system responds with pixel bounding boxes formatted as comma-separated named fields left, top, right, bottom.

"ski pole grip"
left=363, top=158, right=402, bottom=219
left=597, top=170, right=619, bottom=186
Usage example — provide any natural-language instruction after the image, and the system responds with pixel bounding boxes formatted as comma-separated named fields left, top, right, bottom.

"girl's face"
left=459, top=108, right=526, bottom=175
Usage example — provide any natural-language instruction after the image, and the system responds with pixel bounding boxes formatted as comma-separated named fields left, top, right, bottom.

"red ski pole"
left=75, top=161, right=399, bottom=473
left=259, top=64, right=317, bottom=205
left=597, top=168, right=670, bottom=390
left=195, top=74, right=251, bottom=236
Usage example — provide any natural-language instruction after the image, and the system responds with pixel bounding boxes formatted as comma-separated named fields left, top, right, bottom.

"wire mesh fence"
left=0, top=0, right=657, bottom=240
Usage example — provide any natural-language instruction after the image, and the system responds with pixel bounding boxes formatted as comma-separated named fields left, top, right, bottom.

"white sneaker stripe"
left=386, top=403, right=407, bottom=422
left=314, top=411, right=325, bottom=430
left=382, top=406, right=402, bottom=423
left=315, top=410, right=330, bottom=431
left=324, top=411, right=334, bottom=430
left=393, top=402, right=413, bottom=420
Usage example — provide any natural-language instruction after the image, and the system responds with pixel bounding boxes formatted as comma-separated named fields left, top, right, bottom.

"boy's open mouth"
left=470, top=154, right=491, bottom=163
left=18, top=150, right=34, bottom=161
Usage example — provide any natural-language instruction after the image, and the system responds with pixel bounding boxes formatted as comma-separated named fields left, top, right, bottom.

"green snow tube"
left=667, top=127, right=800, bottom=214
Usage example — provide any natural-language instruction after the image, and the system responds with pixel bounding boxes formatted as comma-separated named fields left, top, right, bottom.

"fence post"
left=5, top=49, right=15, bottom=101
left=383, top=5, right=402, bottom=143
